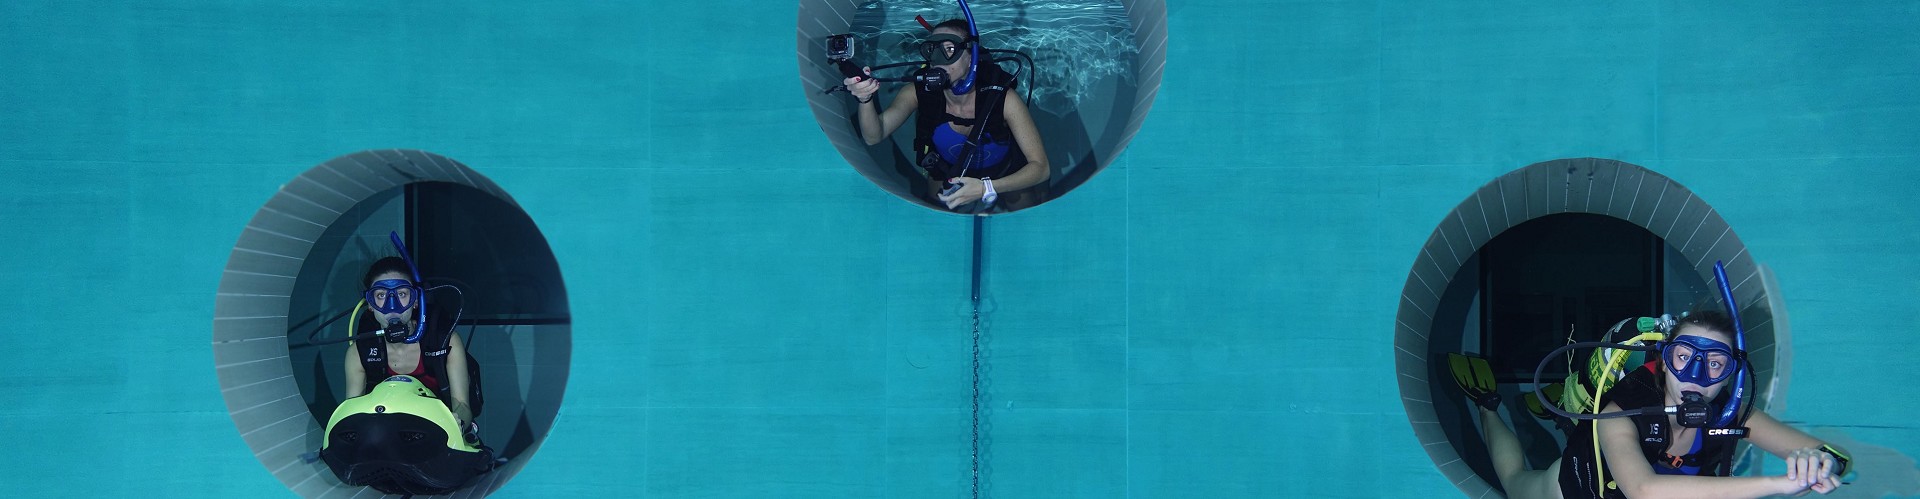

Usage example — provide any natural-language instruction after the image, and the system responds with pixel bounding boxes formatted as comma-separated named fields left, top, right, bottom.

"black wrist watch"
left=1820, top=444, right=1852, bottom=478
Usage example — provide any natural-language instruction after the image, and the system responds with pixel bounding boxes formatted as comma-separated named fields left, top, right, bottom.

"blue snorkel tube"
left=951, top=0, right=980, bottom=95
left=1711, top=260, right=1749, bottom=428
left=389, top=231, right=428, bottom=344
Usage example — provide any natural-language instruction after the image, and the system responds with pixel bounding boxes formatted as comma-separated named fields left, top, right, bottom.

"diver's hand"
left=937, top=177, right=985, bottom=209
left=845, top=67, right=879, bottom=103
left=1782, top=447, right=1840, bottom=495
left=1770, top=474, right=1815, bottom=497
left=1805, top=448, right=1841, bottom=494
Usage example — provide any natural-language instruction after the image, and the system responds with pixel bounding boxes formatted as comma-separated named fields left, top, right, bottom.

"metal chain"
left=969, top=303, right=983, bottom=499
left=968, top=215, right=986, bottom=499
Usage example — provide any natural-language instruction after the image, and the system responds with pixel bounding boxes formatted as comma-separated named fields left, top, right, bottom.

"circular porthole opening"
left=1393, top=159, right=1787, bottom=496
left=214, top=150, right=571, bottom=497
left=798, top=0, right=1166, bottom=214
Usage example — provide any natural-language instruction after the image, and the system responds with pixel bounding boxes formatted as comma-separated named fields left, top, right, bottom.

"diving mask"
left=364, top=278, right=421, bottom=316
left=1662, top=334, right=1739, bottom=387
left=920, top=33, right=970, bottom=66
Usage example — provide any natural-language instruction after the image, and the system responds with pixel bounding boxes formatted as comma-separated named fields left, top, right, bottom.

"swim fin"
left=1447, top=353, right=1501, bottom=412
left=1523, top=382, right=1566, bottom=420
left=1530, top=382, right=1582, bottom=431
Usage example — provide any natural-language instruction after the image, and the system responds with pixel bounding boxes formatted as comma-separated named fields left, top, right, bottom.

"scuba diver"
left=316, top=232, right=495, bottom=495
left=836, top=1, right=1051, bottom=212
left=1448, top=263, right=1851, bottom=498
left=341, top=254, right=476, bottom=426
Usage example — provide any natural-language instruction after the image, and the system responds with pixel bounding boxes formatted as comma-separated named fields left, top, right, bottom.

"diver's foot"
left=1447, top=353, right=1502, bottom=412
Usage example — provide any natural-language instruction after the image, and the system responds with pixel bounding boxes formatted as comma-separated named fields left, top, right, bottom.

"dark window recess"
left=405, top=182, right=570, bottom=324
left=1480, top=213, right=1662, bottom=382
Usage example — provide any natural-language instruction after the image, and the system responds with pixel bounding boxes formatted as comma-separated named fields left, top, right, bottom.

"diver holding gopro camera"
left=824, top=0, right=1051, bottom=212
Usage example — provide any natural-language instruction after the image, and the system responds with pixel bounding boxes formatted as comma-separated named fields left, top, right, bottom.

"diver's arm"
left=1743, top=411, right=1844, bottom=493
left=1597, top=403, right=1806, bottom=499
left=855, top=79, right=916, bottom=145
left=343, top=344, right=366, bottom=399
left=447, top=333, right=474, bottom=424
left=991, top=93, right=1050, bottom=192
left=1744, top=411, right=1836, bottom=458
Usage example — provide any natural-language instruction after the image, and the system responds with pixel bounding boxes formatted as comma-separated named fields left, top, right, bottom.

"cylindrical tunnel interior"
left=796, top=0, right=1166, bottom=213
left=1393, top=158, right=1788, bottom=497
left=214, top=150, right=572, bottom=498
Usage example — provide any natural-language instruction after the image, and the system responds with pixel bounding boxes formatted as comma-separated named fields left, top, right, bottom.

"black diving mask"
left=919, top=33, right=970, bottom=66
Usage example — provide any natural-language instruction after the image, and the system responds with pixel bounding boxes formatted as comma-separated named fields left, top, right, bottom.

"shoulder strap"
left=952, top=60, right=1021, bottom=177
left=914, top=82, right=942, bottom=150
left=1600, top=366, right=1676, bottom=465
left=354, top=310, right=388, bottom=394
left=419, top=291, right=459, bottom=404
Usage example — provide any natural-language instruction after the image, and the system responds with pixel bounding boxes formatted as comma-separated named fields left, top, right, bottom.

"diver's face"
left=929, top=27, right=972, bottom=80
left=1663, top=324, right=1735, bottom=400
left=367, top=270, right=417, bottom=325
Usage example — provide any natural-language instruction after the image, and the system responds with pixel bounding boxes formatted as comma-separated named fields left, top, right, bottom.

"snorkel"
left=386, top=231, right=428, bottom=344
left=1710, top=261, right=1750, bottom=428
left=950, top=0, right=981, bottom=95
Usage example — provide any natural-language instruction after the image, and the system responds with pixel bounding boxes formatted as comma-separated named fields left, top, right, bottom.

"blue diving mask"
left=378, top=231, right=429, bottom=344
left=1661, top=334, right=1740, bottom=387
left=363, top=278, right=421, bottom=316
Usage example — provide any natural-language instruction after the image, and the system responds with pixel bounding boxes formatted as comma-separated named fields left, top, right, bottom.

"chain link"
left=970, top=305, right=982, bottom=499
left=969, top=215, right=986, bottom=499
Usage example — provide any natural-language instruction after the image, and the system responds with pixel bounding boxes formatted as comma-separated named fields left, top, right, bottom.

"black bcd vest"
left=913, top=60, right=1025, bottom=182
left=1559, top=363, right=1745, bottom=499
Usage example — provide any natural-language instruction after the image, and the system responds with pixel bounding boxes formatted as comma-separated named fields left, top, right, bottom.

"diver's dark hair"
left=363, top=256, right=415, bottom=288
left=1676, top=307, right=1737, bottom=341
left=933, top=19, right=976, bottom=41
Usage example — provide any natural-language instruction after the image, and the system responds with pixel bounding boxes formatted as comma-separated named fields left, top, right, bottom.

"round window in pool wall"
left=213, top=150, right=571, bottom=497
left=1393, top=158, right=1791, bottom=497
left=798, top=0, right=1166, bottom=214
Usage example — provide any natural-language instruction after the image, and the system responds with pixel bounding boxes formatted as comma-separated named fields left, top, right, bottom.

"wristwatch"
left=1820, top=444, right=1852, bottom=479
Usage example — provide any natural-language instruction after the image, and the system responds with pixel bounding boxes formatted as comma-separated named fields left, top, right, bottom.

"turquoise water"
left=852, top=0, right=1139, bottom=109
left=2, top=1, right=1918, bottom=497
